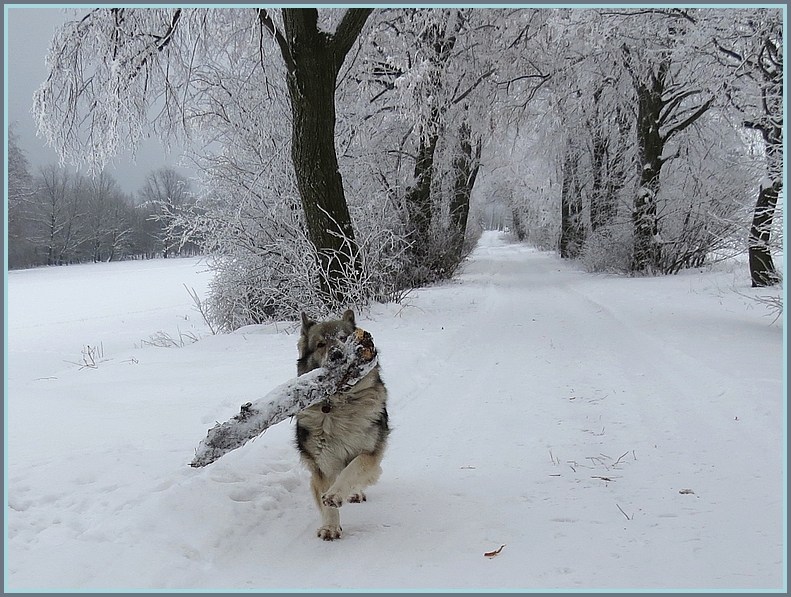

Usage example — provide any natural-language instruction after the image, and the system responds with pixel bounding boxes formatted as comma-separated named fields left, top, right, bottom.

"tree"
left=559, top=137, right=585, bottom=259
left=615, top=10, right=716, bottom=272
left=33, top=8, right=373, bottom=303
left=710, top=8, right=783, bottom=286
left=448, top=120, right=481, bottom=261
left=531, top=9, right=753, bottom=275
left=83, top=172, right=114, bottom=262
left=31, top=165, right=84, bottom=266
left=357, top=9, right=541, bottom=280
left=259, top=9, right=373, bottom=302
left=138, top=167, right=194, bottom=258
left=7, top=129, right=37, bottom=268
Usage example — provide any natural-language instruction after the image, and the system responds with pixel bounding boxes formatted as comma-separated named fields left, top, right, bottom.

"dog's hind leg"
left=322, top=452, right=383, bottom=508
left=311, top=472, right=342, bottom=540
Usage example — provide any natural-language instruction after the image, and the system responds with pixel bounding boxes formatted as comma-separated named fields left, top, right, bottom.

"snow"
left=5, top=233, right=785, bottom=591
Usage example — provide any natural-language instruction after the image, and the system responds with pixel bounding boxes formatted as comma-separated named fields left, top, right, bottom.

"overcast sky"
left=6, top=7, right=189, bottom=195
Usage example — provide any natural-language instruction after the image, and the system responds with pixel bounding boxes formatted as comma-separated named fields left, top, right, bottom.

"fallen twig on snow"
left=612, top=451, right=630, bottom=467
left=616, top=503, right=633, bottom=520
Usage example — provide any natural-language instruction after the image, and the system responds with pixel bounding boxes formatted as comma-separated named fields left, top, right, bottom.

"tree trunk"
left=47, top=213, right=56, bottom=266
left=511, top=207, right=526, bottom=241
left=404, top=130, right=439, bottom=263
left=400, top=13, right=463, bottom=280
left=623, top=47, right=713, bottom=275
left=265, top=8, right=372, bottom=305
left=747, top=122, right=783, bottom=287
left=590, top=110, right=628, bottom=233
left=589, top=131, right=610, bottom=233
left=559, top=141, right=585, bottom=259
left=749, top=180, right=781, bottom=286
left=448, top=121, right=481, bottom=266
left=631, top=77, right=664, bottom=272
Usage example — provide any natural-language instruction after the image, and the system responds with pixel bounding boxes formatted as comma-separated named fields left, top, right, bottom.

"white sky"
left=5, top=7, right=190, bottom=195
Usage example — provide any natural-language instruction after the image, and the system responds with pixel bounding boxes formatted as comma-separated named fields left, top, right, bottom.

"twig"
left=185, top=284, right=217, bottom=335
left=613, top=451, right=630, bottom=467
left=616, top=504, right=633, bottom=520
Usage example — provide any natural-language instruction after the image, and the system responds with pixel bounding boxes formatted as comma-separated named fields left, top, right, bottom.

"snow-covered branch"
left=190, top=328, right=378, bottom=467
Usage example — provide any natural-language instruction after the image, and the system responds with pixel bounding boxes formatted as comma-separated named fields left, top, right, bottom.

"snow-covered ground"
left=5, top=232, right=785, bottom=591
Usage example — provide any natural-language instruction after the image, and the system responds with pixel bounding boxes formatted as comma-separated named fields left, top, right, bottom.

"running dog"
left=295, top=309, right=389, bottom=540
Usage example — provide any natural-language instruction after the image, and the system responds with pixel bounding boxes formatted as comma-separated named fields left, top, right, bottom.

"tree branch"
left=658, top=89, right=700, bottom=127
left=258, top=9, right=295, bottom=73
left=712, top=37, right=744, bottom=64
left=662, top=96, right=714, bottom=141
left=452, top=68, right=495, bottom=105
left=330, top=8, right=374, bottom=71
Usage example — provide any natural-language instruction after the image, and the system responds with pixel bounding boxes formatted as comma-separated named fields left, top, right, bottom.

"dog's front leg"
left=311, top=473, right=342, bottom=540
left=322, top=453, right=382, bottom=508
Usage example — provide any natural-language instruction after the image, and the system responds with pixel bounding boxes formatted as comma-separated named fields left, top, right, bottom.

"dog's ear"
left=300, top=312, right=316, bottom=336
left=342, top=309, right=356, bottom=327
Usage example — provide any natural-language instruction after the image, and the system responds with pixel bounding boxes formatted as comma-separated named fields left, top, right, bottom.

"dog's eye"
left=316, top=341, right=326, bottom=349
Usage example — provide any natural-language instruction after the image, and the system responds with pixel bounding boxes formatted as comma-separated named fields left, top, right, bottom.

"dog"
left=295, top=309, right=389, bottom=540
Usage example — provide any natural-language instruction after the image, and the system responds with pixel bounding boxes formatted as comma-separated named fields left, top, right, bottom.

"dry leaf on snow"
left=484, top=545, right=505, bottom=558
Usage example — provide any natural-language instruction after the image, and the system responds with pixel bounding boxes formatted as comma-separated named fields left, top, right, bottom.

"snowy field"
left=5, top=232, right=785, bottom=591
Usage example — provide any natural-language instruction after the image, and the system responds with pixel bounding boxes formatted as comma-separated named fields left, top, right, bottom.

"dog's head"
left=297, top=309, right=357, bottom=376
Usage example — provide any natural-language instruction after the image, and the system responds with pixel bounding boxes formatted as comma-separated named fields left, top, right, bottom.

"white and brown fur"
left=295, top=309, right=389, bottom=540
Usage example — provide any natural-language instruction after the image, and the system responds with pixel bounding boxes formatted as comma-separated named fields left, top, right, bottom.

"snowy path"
left=6, top=233, right=785, bottom=590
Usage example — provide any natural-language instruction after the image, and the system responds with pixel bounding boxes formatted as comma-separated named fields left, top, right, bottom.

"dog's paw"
left=347, top=492, right=367, bottom=504
left=317, top=525, right=342, bottom=541
left=322, top=492, right=344, bottom=508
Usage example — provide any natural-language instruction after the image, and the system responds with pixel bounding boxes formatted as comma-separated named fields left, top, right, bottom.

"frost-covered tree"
left=518, top=8, right=762, bottom=276
left=258, top=9, right=373, bottom=300
left=33, top=8, right=373, bottom=303
left=352, top=8, right=547, bottom=282
left=709, top=8, right=783, bottom=287
left=607, top=9, right=716, bottom=272
left=138, top=167, right=195, bottom=258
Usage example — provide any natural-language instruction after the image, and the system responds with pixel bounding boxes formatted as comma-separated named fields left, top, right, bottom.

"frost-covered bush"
left=580, top=223, right=633, bottom=273
left=184, top=182, right=412, bottom=332
left=652, top=133, right=754, bottom=275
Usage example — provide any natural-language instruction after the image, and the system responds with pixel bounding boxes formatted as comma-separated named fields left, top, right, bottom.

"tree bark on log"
left=190, top=329, right=378, bottom=468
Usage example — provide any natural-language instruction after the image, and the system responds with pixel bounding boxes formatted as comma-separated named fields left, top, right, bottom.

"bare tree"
left=7, top=129, right=37, bottom=268
left=30, top=166, right=84, bottom=266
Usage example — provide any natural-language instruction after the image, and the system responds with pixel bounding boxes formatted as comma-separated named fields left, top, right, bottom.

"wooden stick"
left=189, top=329, right=377, bottom=468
